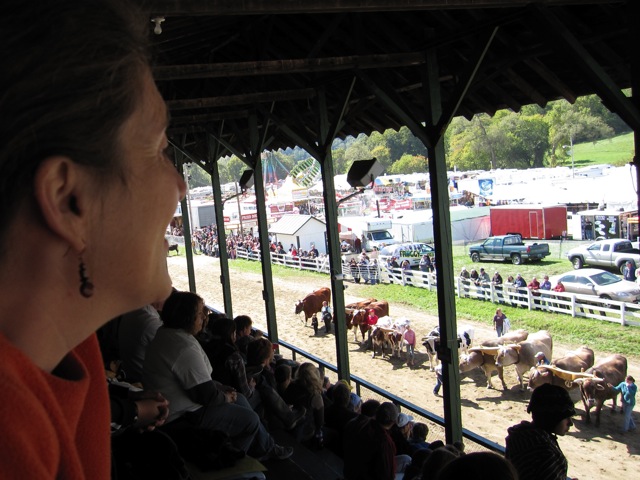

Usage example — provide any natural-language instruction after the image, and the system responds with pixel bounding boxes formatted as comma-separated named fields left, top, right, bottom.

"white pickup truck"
left=566, top=239, right=640, bottom=273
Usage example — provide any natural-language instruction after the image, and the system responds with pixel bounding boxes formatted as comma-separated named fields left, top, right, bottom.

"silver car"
left=549, top=268, right=640, bottom=303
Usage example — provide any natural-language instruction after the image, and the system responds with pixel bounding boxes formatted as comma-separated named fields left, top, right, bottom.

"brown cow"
left=528, top=346, right=595, bottom=391
left=574, top=354, right=627, bottom=426
left=346, top=298, right=377, bottom=310
left=346, top=300, right=390, bottom=344
left=294, top=287, right=331, bottom=325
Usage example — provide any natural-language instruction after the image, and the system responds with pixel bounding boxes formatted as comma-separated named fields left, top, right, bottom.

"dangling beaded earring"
left=79, top=257, right=94, bottom=298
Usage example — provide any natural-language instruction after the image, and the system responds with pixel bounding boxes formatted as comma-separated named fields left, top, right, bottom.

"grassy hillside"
left=572, top=131, right=634, bottom=167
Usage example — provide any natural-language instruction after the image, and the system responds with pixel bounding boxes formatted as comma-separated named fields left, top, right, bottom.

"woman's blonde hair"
left=295, top=362, right=323, bottom=395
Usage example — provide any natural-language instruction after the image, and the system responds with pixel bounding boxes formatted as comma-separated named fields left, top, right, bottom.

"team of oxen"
left=294, top=288, right=628, bottom=427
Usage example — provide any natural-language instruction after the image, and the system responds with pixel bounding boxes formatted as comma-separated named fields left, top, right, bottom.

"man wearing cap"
left=460, top=266, right=471, bottom=297
left=389, top=412, right=415, bottom=469
left=535, top=352, right=550, bottom=366
left=623, top=261, right=636, bottom=282
left=609, top=375, right=637, bottom=433
left=367, top=309, right=378, bottom=327
left=478, top=267, right=491, bottom=299
left=492, top=270, right=504, bottom=303
left=505, top=384, right=577, bottom=480
left=365, top=308, right=379, bottom=342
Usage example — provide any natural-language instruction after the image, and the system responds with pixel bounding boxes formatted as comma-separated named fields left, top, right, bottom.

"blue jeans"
left=434, top=373, right=443, bottom=394
left=191, top=393, right=274, bottom=457
left=623, top=403, right=636, bottom=431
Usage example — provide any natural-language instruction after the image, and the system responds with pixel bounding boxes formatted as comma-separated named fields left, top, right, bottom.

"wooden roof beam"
left=153, top=53, right=426, bottom=81
left=166, top=88, right=316, bottom=110
left=148, top=1, right=622, bottom=16
left=504, top=68, right=548, bottom=107
left=523, top=57, right=577, bottom=103
left=534, top=4, right=639, bottom=129
left=169, top=110, right=251, bottom=125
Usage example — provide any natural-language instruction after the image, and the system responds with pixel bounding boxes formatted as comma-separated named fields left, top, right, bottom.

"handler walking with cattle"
left=609, top=375, right=637, bottom=433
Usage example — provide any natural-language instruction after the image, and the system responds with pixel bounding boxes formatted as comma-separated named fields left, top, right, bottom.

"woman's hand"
left=221, top=386, right=237, bottom=403
left=133, top=392, right=170, bottom=431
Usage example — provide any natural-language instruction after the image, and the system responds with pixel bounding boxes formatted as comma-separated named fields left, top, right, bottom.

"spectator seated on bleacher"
left=201, top=316, right=260, bottom=410
left=245, top=336, right=307, bottom=430
left=343, top=402, right=399, bottom=480
left=117, top=303, right=163, bottom=384
left=282, top=362, right=327, bottom=447
left=324, top=381, right=359, bottom=455
left=234, top=314, right=257, bottom=361
left=142, top=290, right=293, bottom=462
left=409, top=422, right=431, bottom=451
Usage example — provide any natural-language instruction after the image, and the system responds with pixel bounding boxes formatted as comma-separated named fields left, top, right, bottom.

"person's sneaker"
left=285, top=406, right=306, bottom=430
left=262, top=444, right=293, bottom=461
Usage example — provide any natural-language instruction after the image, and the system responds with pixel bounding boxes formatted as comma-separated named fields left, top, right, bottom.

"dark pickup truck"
left=468, top=234, right=550, bottom=265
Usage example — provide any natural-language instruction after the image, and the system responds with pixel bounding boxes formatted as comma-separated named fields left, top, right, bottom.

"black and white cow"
left=421, top=325, right=474, bottom=371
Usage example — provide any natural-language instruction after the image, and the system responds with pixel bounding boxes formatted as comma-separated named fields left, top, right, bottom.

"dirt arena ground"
left=167, top=254, right=639, bottom=480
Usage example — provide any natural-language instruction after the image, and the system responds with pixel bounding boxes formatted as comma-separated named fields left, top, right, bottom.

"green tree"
left=331, top=146, right=348, bottom=174
left=388, top=154, right=428, bottom=174
left=219, top=155, right=248, bottom=184
left=494, top=112, right=549, bottom=168
left=183, top=162, right=211, bottom=188
left=447, top=115, right=494, bottom=170
left=546, top=100, right=613, bottom=166
left=344, top=134, right=372, bottom=167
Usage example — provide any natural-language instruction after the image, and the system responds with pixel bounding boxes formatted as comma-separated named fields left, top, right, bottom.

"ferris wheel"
left=289, top=157, right=321, bottom=188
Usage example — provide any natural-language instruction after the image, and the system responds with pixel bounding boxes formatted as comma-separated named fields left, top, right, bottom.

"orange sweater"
left=0, top=333, right=110, bottom=479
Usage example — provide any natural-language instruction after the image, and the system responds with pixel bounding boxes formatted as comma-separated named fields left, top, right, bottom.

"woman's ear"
left=33, top=156, right=89, bottom=253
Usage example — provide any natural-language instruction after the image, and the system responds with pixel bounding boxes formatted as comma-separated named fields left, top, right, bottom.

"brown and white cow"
left=495, top=330, right=553, bottom=391
left=345, top=309, right=370, bottom=343
left=528, top=346, right=595, bottom=391
left=294, top=287, right=331, bottom=325
left=573, top=354, right=627, bottom=426
left=459, top=348, right=506, bottom=390
left=347, top=300, right=390, bottom=344
left=370, top=326, right=397, bottom=358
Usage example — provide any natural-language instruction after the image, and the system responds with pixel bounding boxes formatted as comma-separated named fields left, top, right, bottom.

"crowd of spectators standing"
left=191, top=225, right=330, bottom=264
left=459, top=266, right=566, bottom=307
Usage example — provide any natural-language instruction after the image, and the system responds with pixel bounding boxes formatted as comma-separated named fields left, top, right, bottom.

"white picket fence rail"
left=233, top=247, right=640, bottom=327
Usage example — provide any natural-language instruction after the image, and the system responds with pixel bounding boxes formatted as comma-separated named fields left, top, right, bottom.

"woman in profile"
left=0, top=0, right=186, bottom=477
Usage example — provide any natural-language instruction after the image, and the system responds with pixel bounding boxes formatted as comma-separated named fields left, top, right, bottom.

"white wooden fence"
left=234, top=247, right=640, bottom=327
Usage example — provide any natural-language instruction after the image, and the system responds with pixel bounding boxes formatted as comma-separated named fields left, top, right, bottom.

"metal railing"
left=271, top=335, right=505, bottom=454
